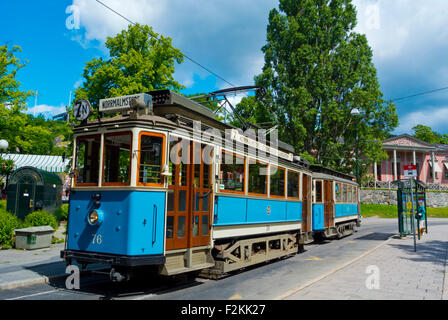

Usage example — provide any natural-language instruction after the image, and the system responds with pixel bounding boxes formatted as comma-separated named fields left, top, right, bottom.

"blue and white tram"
left=61, top=90, right=314, bottom=280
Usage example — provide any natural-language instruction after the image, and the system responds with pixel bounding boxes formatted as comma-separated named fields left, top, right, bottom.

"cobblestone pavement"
left=287, top=224, right=448, bottom=300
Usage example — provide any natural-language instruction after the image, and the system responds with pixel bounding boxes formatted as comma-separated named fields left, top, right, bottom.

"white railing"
left=362, top=181, right=448, bottom=192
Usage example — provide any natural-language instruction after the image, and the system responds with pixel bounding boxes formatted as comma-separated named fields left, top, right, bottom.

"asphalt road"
left=1, top=218, right=447, bottom=301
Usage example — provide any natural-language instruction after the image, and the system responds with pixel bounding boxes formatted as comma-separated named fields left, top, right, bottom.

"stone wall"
left=361, top=189, right=448, bottom=208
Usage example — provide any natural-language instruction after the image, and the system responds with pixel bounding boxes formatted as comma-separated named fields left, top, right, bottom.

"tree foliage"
left=412, top=124, right=448, bottom=144
left=238, top=0, right=398, bottom=182
left=74, top=23, right=185, bottom=115
left=0, top=45, right=34, bottom=108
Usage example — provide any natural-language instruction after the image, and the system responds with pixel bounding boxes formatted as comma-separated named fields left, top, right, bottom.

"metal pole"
left=34, top=91, right=38, bottom=117
left=410, top=178, right=417, bottom=252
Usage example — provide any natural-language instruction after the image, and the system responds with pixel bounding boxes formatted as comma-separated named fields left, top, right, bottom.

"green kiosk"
left=7, top=166, right=62, bottom=219
left=394, top=179, right=428, bottom=239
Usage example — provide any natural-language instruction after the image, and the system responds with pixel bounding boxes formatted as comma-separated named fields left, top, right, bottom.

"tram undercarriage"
left=200, top=231, right=300, bottom=279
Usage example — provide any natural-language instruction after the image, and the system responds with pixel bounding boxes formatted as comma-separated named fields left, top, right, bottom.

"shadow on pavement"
left=43, top=268, right=205, bottom=300
left=389, top=240, right=448, bottom=266
left=354, top=232, right=396, bottom=241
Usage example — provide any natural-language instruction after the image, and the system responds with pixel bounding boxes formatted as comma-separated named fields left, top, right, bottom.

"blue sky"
left=2, top=0, right=448, bottom=134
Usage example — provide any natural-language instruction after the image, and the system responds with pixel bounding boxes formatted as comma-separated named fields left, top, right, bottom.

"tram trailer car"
left=310, top=165, right=361, bottom=240
left=61, top=90, right=316, bottom=281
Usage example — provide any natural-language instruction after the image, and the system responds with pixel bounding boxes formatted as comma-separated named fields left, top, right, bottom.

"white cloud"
left=353, top=0, right=448, bottom=60
left=73, top=78, right=83, bottom=89
left=70, top=0, right=276, bottom=89
left=395, top=105, right=448, bottom=134
left=26, top=104, right=67, bottom=118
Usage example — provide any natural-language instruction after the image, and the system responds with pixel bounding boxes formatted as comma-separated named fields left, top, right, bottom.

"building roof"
left=433, top=143, right=448, bottom=152
left=1, top=154, right=71, bottom=173
left=383, top=134, right=436, bottom=149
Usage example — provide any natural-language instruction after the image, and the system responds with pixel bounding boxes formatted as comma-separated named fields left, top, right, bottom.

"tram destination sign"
left=99, top=93, right=153, bottom=113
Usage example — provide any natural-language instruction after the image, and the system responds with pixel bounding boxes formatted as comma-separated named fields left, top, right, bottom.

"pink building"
left=370, top=134, right=448, bottom=185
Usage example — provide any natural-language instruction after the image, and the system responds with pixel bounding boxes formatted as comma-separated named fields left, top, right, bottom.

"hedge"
left=0, top=208, right=23, bottom=249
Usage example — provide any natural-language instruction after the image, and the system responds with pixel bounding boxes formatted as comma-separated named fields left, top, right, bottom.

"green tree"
left=243, top=0, right=397, bottom=182
left=412, top=124, right=447, bottom=144
left=0, top=45, right=35, bottom=153
left=0, top=45, right=34, bottom=109
left=74, top=24, right=185, bottom=116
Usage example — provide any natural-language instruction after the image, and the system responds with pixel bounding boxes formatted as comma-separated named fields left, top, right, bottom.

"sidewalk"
left=0, top=225, right=104, bottom=291
left=0, top=242, right=68, bottom=291
left=286, top=223, right=448, bottom=300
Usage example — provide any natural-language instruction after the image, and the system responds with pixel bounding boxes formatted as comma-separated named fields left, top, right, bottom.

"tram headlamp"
left=88, top=210, right=103, bottom=226
left=88, top=211, right=99, bottom=225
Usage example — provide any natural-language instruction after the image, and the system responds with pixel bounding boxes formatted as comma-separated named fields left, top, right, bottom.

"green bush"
left=0, top=209, right=22, bottom=249
left=0, top=200, right=6, bottom=212
left=24, top=210, right=58, bottom=230
left=55, top=204, right=69, bottom=221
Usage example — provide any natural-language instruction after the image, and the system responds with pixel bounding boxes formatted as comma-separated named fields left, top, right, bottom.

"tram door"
left=166, top=140, right=212, bottom=250
left=301, top=174, right=312, bottom=233
left=323, top=180, right=335, bottom=228
left=191, top=143, right=213, bottom=247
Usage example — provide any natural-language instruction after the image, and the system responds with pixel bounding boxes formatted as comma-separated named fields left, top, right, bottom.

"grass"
left=361, top=203, right=448, bottom=218
left=361, top=204, right=398, bottom=218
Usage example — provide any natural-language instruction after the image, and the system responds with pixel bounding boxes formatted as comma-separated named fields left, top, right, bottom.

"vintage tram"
left=61, top=90, right=360, bottom=281
left=310, top=165, right=361, bottom=240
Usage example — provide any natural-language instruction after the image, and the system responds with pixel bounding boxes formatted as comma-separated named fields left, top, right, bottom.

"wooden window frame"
left=137, top=132, right=166, bottom=188
left=314, top=180, right=324, bottom=203
left=102, top=131, right=133, bottom=187
left=342, top=183, right=348, bottom=203
left=74, top=134, right=101, bottom=187
left=219, top=150, right=246, bottom=194
left=334, top=182, right=342, bottom=203
left=287, top=170, right=301, bottom=200
left=269, top=164, right=286, bottom=199
left=247, top=158, right=268, bottom=197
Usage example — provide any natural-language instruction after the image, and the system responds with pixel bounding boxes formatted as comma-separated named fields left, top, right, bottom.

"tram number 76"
left=91, top=234, right=103, bottom=245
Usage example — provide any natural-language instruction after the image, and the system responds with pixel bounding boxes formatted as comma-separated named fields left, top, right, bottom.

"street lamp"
left=350, top=109, right=361, bottom=184
left=0, top=139, right=8, bottom=151
left=0, top=139, right=10, bottom=198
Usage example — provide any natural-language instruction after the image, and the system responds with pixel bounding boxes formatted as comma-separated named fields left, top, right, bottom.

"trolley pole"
left=410, top=178, right=417, bottom=252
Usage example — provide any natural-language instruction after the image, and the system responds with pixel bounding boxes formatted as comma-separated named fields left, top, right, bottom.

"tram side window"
left=76, top=135, right=100, bottom=185
left=353, top=186, right=357, bottom=203
left=270, top=166, right=286, bottom=197
left=348, top=185, right=353, bottom=202
left=103, top=132, right=132, bottom=185
left=287, top=171, right=300, bottom=199
left=139, top=134, right=165, bottom=185
left=248, top=159, right=268, bottom=195
left=315, top=180, right=323, bottom=203
left=342, top=184, right=348, bottom=202
left=335, top=182, right=342, bottom=202
left=220, top=151, right=245, bottom=193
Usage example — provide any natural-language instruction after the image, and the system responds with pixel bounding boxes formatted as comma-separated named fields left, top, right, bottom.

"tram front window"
left=75, top=135, right=100, bottom=185
left=138, top=133, right=165, bottom=186
left=103, top=132, right=132, bottom=185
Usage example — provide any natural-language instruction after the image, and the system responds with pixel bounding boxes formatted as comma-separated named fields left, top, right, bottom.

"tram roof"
left=76, top=90, right=297, bottom=155
left=310, top=165, right=357, bottom=185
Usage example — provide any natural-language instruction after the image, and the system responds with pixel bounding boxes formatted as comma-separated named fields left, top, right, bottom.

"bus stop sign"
left=404, top=164, right=417, bottom=178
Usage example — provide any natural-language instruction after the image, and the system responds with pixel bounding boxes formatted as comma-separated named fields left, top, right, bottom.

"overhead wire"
left=392, top=86, right=448, bottom=102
